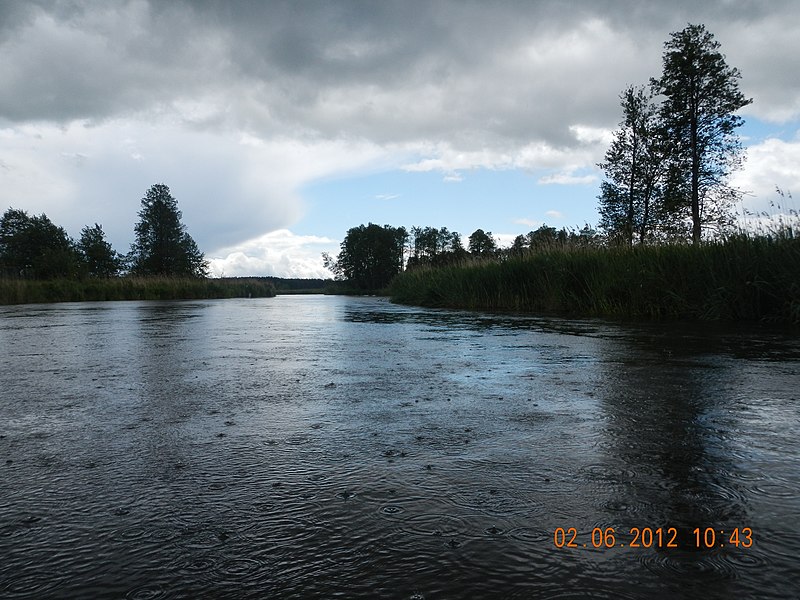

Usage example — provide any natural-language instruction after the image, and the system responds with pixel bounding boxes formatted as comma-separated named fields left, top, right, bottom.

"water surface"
left=1, top=296, right=798, bottom=598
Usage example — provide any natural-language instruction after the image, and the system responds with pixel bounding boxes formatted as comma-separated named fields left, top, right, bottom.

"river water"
left=1, top=295, right=798, bottom=599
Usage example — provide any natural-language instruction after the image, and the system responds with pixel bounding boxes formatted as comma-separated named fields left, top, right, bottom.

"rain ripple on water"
left=1, top=296, right=799, bottom=599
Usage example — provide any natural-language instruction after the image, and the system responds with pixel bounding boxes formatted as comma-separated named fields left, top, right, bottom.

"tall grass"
left=389, top=234, right=800, bottom=323
left=0, top=276, right=276, bottom=305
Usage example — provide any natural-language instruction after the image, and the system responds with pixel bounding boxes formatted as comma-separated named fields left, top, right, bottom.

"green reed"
left=0, top=276, right=276, bottom=305
left=389, top=234, right=800, bottom=323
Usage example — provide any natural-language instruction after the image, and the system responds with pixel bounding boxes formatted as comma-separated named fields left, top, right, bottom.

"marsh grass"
left=389, top=233, right=800, bottom=323
left=0, top=276, right=276, bottom=305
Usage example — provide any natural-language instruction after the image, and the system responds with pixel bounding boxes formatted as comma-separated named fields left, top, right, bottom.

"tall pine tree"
left=129, top=184, right=208, bottom=277
left=653, top=23, right=751, bottom=244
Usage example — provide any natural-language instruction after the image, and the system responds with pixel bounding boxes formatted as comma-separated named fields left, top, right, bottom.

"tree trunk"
left=690, top=104, right=701, bottom=244
left=627, top=131, right=637, bottom=247
left=640, top=177, right=653, bottom=244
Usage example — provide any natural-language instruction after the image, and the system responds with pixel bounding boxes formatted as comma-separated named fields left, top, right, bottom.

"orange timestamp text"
left=553, top=526, right=753, bottom=549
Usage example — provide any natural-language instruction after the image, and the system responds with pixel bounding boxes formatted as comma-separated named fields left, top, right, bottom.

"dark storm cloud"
left=2, top=0, right=797, bottom=149
left=0, top=0, right=231, bottom=122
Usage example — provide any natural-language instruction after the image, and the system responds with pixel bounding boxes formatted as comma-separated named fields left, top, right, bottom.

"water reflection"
left=601, top=349, right=742, bottom=516
left=595, top=350, right=739, bottom=598
left=596, top=325, right=800, bottom=596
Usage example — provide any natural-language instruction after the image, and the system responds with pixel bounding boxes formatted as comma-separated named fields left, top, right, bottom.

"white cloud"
left=538, top=171, right=598, bottom=186
left=401, top=144, right=514, bottom=173
left=731, top=132, right=800, bottom=214
left=208, top=230, right=339, bottom=279
left=0, top=118, right=392, bottom=259
left=514, top=212, right=564, bottom=230
left=569, top=124, right=614, bottom=146
left=514, top=218, right=541, bottom=228
left=443, top=172, right=463, bottom=183
left=401, top=137, right=606, bottom=183
left=494, top=232, right=520, bottom=248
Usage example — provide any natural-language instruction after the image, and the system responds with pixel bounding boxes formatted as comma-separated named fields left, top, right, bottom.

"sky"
left=2, top=0, right=800, bottom=278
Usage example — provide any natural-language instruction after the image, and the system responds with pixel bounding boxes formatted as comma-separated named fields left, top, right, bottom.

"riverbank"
left=0, top=276, right=276, bottom=305
left=389, top=235, right=800, bottom=323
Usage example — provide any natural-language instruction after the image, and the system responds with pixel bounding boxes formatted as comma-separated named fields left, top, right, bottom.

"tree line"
left=323, top=222, right=599, bottom=290
left=0, top=184, right=208, bottom=280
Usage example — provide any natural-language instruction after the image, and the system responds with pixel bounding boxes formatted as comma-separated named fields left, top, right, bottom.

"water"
left=1, top=295, right=798, bottom=599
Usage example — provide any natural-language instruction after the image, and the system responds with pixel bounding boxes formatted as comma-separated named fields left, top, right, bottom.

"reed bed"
left=389, top=234, right=800, bottom=323
left=0, top=276, right=276, bottom=305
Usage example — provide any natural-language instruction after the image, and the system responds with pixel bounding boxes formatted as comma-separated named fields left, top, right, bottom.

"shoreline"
left=0, top=276, right=277, bottom=305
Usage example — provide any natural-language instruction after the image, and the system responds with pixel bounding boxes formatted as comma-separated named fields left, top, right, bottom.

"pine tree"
left=653, top=23, right=751, bottom=244
left=129, top=184, right=208, bottom=277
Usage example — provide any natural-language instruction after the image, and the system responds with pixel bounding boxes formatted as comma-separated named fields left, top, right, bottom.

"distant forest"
left=233, top=277, right=332, bottom=294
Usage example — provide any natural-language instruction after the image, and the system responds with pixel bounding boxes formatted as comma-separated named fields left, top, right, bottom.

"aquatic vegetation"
left=0, top=276, right=276, bottom=305
left=389, top=234, right=800, bottom=323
